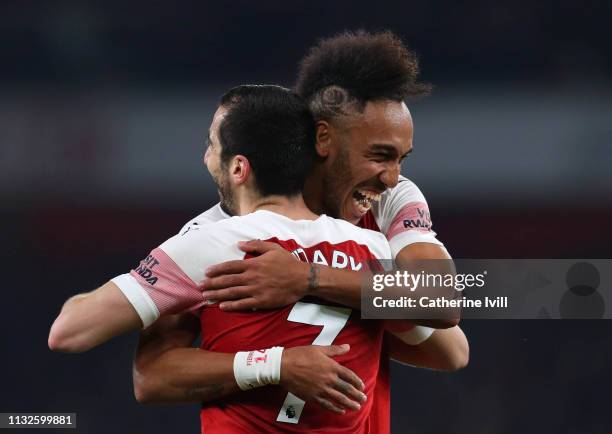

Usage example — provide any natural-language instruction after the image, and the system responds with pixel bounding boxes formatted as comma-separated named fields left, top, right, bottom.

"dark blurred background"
left=2, top=1, right=611, bottom=433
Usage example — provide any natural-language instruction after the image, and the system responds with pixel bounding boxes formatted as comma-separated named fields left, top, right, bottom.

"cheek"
left=354, top=159, right=381, bottom=180
left=330, top=157, right=352, bottom=186
left=204, top=146, right=211, bottom=165
left=212, top=161, right=222, bottom=178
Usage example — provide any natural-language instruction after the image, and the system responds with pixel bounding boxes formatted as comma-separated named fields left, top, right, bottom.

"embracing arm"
left=133, top=313, right=240, bottom=403
left=133, top=314, right=366, bottom=413
left=379, top=242, right=466, bottom=370
left=202, top=240, right=458, bottom=329
left=385, top=325, right=469, bottom=371
left=48, top=281, right=142, bottom=353
left=391, top=242, right=459, bottom=328
left=311, top=242, right=458, bottom=329
left=199, top=241, right=467, bottom=370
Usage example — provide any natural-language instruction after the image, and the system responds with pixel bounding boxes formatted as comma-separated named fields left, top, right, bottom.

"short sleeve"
left=373, top=177, right=444, bottom=258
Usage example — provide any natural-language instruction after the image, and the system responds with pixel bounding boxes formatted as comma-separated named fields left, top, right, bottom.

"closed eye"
left=400, top=149, right=413, bottom=163
left=367, top=144, right=412, bottom=163
left=371, top=152, right=411, bottom=164
left=372, top=153, right=392, bottom=162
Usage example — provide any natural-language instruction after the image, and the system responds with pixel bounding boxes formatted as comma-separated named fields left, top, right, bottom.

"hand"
left=280, top=344, right=367, bottom=414
left=201, top=240, right=310, bottom=311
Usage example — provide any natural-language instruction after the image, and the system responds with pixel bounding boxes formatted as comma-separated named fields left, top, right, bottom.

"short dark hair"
left=295, top=30, right=431, bottom=120
left=218, top=85, right=316, bottom=196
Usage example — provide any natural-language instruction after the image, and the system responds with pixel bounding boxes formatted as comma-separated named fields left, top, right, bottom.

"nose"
left=379, top=162, right=400, bottom=189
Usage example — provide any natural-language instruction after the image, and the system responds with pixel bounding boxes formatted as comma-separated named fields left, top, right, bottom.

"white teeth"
left=357, top=189, right=381, bottom=202
left=352, top=189, right=382, bottom=215
left=356, top=201, right=370, bottom=213
left=353, top=196, right=372, bottom=213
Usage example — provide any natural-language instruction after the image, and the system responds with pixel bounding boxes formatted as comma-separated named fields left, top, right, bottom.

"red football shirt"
left=197, top=237, right=386, bottom=433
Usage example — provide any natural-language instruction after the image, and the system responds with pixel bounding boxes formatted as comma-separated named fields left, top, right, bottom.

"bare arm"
left=133, top=313, right=241, bottom=403
left=311, top=242, right=467, bottom=367
left=133, top=314, right=366, bottom=413
left=198, top=240, right=467, bottom=370
left=201, top=240, right=458, bottom=328
left=380, top=243, right=467, bottom=370
left=48, top=281, right=142, bottom=353
left=312, top=243, right=459, bottom=329
left=391, top=242, right=459, bottom=329
left=385, top=326, right=469, bottom=372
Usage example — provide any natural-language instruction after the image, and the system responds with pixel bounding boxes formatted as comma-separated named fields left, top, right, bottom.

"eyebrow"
left=369, top=144, right=413, bottom=158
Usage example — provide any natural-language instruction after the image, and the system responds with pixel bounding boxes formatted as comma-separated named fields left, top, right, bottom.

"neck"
left=242, top=194, right=319, bottom=220
left=302, top=166, right=325, bottom=215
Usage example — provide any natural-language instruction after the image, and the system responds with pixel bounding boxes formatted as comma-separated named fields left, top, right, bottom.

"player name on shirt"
left=291, top=245, right=363, bottom=270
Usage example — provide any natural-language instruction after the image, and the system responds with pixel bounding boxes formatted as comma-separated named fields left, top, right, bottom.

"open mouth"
left=352, top=188, right=382, bottom=214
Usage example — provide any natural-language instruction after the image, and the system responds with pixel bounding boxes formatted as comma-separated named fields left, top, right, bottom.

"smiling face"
left=319, top=100, right=413, bottom=224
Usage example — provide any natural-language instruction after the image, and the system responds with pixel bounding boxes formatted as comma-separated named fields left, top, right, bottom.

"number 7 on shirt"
left=276, top=302, right=352, bottom=424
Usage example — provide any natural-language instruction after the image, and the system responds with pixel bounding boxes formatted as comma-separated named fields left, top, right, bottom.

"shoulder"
left=178, top=203, right=231, bottom=235
left=318, top=216, right=391, bottom=259
left=161, top=216, right=250, bottom=267
left=171, top=211, right=287, bottom=248
left=157, top=214, right=268, bottom=284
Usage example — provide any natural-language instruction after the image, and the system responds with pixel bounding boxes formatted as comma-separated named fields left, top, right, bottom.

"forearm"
left=202, top=241, right=458, bottom=329
left=133, top=313, right=244, bottom=404
left=308, top=260, right=458, bottom=328
left=387, top=326, right=469, bottom=371
left=134, top=347, right=240, bottom=404
left=308, top=264, right=365, bottom=310
left=134, top=313, right=367, bottom=412
left=392, top=243, right=459, bottom=328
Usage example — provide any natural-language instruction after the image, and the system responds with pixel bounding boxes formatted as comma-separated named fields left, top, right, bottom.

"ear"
left=229, top=155, right=251, bottom=185
left=315, top=120, right=332, bottom=158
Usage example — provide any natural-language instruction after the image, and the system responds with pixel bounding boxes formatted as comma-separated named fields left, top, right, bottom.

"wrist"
left=305, top=263, right=321, bottom=296
left=279, top=347, right=294, bottom=387
left=233, top=347, right=284, bottom=391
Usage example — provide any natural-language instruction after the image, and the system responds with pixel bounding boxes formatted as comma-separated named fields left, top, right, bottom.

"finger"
left=219, top=298, right=259, bottom=311
left=320, top=344, right=350, bottom=357
left=201, top=287, right=250, bottom=302
left=237, top=240, right=284, bottom=254
left=333, top=378, right=367, bottom=403
left=202, top=274, right=250, bottom=291
left=205, top=260, right=248, bottom=278
left=315, top=397, right=345, bottom=415
left=325, top=388, right=361, bottom=411
left=337, top=366, right=365, bottom=392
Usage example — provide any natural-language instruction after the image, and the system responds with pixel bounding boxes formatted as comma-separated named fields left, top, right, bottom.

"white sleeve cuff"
left=111, top=274, right=160, bottom=328
left=392, top=325, right=435, bottom=345
left=388, top=231, right=443, bottom=258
